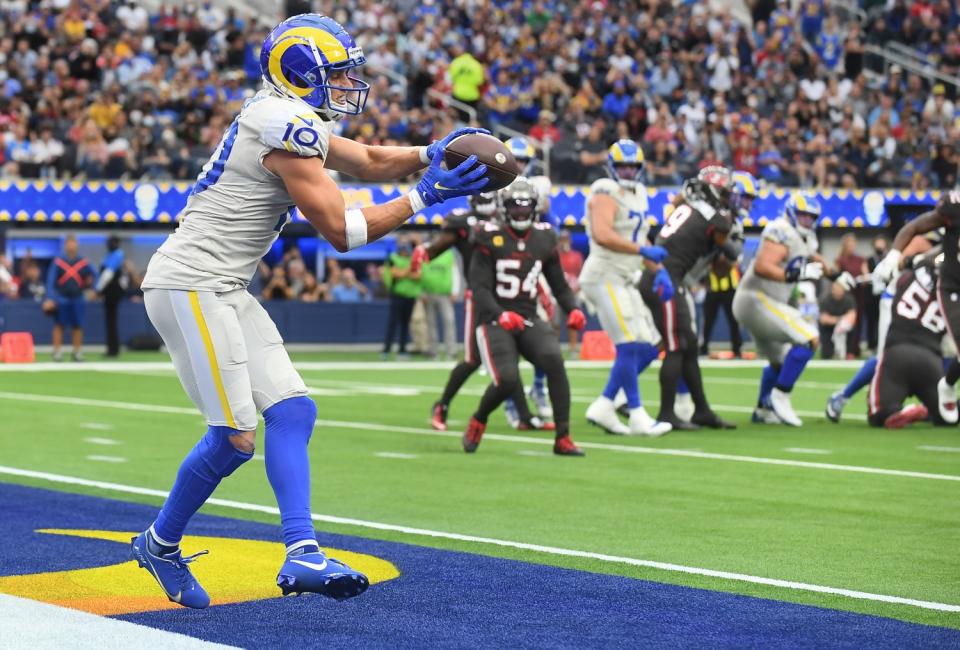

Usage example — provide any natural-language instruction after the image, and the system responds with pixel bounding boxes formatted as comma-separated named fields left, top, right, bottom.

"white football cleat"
left=751, top=407, right=782, bottom=425
left=937, top=377, right=959, bottom=424
left=768, top=388, right=802, bottom=427
left=628, top=407, right=672, bottom=437
left=529, top=384, right=553, bottom=420
left=674, top=392, right=695, bottom=422
left=586, top=397, right=630, bottom=435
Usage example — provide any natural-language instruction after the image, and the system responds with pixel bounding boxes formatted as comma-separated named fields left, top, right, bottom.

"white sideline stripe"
left=0, top=391, right=950, bottom=482
left=0, top=359, right=876, bottom=372
left=374, top=452, right=419, bottom=460
left=85, top=455, right=127, bottom=463
left=79, top=422, right=114, bottom=431
left=83, top=437, right=120, bottom=446
left=517, top=450, right=552, bottom=457
left=784, top=448, right=833, bottom=455
left=0, top=465, right=956, bottom=614
left=918, top=446, right=960, bottom=453
left=0, top=594, right=238, bottom=649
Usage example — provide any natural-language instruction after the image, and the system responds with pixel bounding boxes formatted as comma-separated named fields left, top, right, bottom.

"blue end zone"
left=0, top=483, right=956, bottom=648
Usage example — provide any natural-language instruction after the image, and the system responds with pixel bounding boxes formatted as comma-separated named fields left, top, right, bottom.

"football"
left=444, top=133, right=519, bottom=192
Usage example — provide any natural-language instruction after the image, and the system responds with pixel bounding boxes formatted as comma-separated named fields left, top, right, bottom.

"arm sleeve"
left=468, top=244, right=502, bottom=321
left=543, top=250, right=578, bottom=314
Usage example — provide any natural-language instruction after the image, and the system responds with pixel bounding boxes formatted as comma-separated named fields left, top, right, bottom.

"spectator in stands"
left=529, top=110, right=561, bottom=146
left=819, top=280, right=857, bottom=360
left=44, top=234, right=95, bottom=362
left=484, top=69, right=518, bottom=127
left=364, top=262, right=387, bottom=299
left=286, top=258, right=307, bottom=299
left=382, top=238, right=421, bottom=359
left=601, top=79, right=631, bottom=122
left=299, top=273, right=329, bottom=303
left=332, top=268, right=369, bottom=303
left=575, top=119, right=608, bottom=184
left=262, top=265, right=293, bottom=301
left=834, top=233, right=867, bottom=358
left=33, top=127, right=64, bottom=179
left=448, top=41, right=484, bottom=121
left=647, top=139, right=679, bottom=185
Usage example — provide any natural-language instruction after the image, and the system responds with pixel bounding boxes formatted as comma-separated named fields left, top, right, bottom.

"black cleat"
left=692, top=411, right=737, bottom=429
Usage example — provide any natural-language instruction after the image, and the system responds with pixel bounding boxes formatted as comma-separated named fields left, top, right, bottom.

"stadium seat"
left=579, top=330, right=616, bottom=361
left=0, top=332, right=35, bottom=363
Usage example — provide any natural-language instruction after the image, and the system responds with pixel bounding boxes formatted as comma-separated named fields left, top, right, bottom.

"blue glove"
left=413, top=149, right=489, bottom=208
left=639, top=245, right=668, bottom=263
left=653, top=267, right=674, bottom=302
left=425, top=127, right=492, bottom=161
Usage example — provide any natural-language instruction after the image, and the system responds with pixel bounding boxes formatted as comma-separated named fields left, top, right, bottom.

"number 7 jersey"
left=469, top=221, right=578, bottom=323
left=142, top=89, right=335, bottom=293
left=580, top=178, right=650, bottom=282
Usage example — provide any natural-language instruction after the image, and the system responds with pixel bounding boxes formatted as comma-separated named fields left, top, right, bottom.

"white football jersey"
left=580, top=178, right=649, bottom=282
left=142, top=90, right=334, bottom=292
left=739, top=217, right=819, bottom=303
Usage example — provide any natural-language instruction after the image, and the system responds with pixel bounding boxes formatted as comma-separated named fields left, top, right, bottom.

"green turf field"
left=0, top=354, right=958, bottom=629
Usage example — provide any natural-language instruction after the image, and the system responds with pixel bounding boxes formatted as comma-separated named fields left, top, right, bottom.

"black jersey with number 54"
left=885, top=266, right=945, bottom=356
left=469, top=221, right=578, bottom=323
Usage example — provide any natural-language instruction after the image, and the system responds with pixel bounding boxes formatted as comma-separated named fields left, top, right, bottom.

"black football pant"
left=868, top=344, right=949, bottom=426
left=639, top=274, right=711, bottom=421
left=473, top=318, right=569, bottom=438
left=700, top=289, right=741, bottom=356
left=383, top=294, right=415, bottom=354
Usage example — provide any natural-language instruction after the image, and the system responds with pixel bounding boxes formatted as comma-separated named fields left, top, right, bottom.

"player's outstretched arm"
left=874, top=209, right=942, bottom=284
left=266, top=148, right=486, bottom=253
left=326, top=135, right=427, bottom=181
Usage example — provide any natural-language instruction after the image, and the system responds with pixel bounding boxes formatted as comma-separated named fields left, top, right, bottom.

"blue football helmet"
left=784, top=193, right=822, bottom=235
left=731, top=171, right=759, bottom=220
left=505, top=137, right=537, bottom=174
left=260, top=14, right=370, bottom=119
left=607, top=139, right=645, bottom=188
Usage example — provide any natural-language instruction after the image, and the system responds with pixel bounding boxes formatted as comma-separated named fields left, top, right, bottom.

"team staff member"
left=44, top=234, right=96, bottom=362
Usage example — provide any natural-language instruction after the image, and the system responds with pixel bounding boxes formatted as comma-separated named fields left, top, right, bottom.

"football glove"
left=653, top=267, right=674, bottom=302
left=871, top=249, right=901, bottom=287
left=410, top=245, right=430, bottom=274
left=411, top=149, right=489, bottom=209
left=835, top=271, right=857, bottom=291
left=424, top=127, right=492, bottom=162
left=567, top=309, right=586, bottom=331
left=498, top=311, right=526, bottom=332
left=639, top=245, right=668, bottom=263
left=784, top=261, right=824, bottom=283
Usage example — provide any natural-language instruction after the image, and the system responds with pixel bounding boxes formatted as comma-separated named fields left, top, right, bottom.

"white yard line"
left=84, top=455, right=127, bottom=463
left=784, top=448, right=833, bottom=455
left=79, top=422, right=114, bottom=431
left=0, top=594, right=237, bottom=649
left=0, top=359, right=871, bottom=373
left=83, top=437, right=121, bottom=446
left=374, top=452, right=419, bottom=460
left=0, top=465, right=956, bottom=614
left=0, top=391, right=949, bottom=482
left=918, top=446, right=960, bottom=453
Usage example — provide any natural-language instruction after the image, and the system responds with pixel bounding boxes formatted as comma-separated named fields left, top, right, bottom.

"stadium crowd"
left=0, top=0, right=955, bottom=190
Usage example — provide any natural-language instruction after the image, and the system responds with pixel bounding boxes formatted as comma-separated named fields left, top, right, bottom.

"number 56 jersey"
left=142, top=90, right=335, bottom=293
left=580, top=178, right=650, bottom=283
left=469, top=221, right=578, bottom=324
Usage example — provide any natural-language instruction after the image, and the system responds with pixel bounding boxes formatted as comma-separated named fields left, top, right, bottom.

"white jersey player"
left=733, top=194, right=826, bottom=426
left=132, top=13, right=491, bottom=609
left=578, top=139, right=673, bottom=436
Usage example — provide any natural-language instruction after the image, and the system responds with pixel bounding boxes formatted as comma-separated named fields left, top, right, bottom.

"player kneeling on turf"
left=868, top=260, right=954, bottom=428
left=464, top=178, right=587, bottom=456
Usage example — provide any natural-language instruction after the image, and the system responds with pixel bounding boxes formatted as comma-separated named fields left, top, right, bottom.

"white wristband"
left=407, top=188, right=427, bottom=213
left=419, top=146, right=431, bottom=165
left=344, top=208, right=367, bottom=251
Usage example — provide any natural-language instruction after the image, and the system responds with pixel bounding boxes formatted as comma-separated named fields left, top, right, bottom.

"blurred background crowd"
left=0, top=0, right=955, bottom=189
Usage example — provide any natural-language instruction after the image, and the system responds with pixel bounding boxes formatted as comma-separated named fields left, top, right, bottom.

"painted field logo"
left=0, top=529, right=399, bottom=616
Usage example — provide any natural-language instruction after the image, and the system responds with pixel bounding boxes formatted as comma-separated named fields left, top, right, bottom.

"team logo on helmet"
left=260, top=13, right=370, bottom=119
left=606, top=139, right=644, bottom=188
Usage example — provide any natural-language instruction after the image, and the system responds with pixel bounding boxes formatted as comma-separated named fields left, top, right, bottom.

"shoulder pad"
left=761, top=219, right=792, bottom=244
left=253, top=97, right=330, bottom=159
left=589, top=178, right=620, bottom=197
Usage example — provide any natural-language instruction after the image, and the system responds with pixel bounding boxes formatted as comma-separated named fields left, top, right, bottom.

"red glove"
left=498, top=311, right=526, bottom=331
left=567, top=308, right=586, bottom=331
left=410, top=245, right=430, bottom=274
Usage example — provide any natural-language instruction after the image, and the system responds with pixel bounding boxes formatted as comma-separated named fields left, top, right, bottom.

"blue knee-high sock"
left=636, top=343, right=659, bottom=374
left=153, top=425, right=253, bottom=545
left=533, top=366, right=546, bottom=392
left=758, top=364, right=778, bottom=406
left=602, top=343, right=633, bottom=402
left=264, top=396, right=319, bottom=552
left=678, top=378, right=689, bottom=395
left=843, top=357, right=878, bottom=399
left=776, top=345, right=814, bottom=392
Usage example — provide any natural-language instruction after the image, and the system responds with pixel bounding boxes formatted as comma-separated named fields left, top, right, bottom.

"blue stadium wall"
left=0, top=179, right=944, bottom=228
